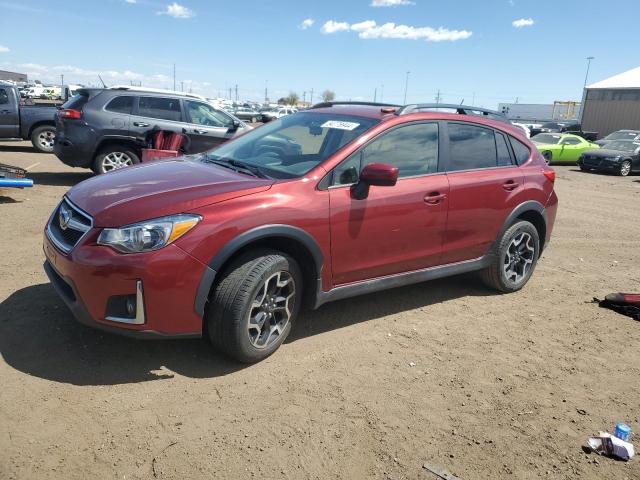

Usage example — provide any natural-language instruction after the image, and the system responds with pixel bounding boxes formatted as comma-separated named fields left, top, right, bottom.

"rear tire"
left=93, top=146, right=140, bottom=174
left=481, top=220, right=540, bottom=293
left=31, top=125, right=56, bottom=153
left=250, top=116, right=257, bottom=123
left=206, top=249, right=302, bottom=363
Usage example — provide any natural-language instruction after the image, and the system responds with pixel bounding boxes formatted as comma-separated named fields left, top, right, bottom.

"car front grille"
left=47, top=198, right=93, bottom=253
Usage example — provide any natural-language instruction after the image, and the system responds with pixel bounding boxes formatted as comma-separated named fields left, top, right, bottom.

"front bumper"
left=43, top=231, right=206, bottom=338
left=578, top=157, right=622, bottom=172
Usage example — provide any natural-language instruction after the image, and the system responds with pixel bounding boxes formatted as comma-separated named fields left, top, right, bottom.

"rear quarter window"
left=510, top=137, right=531, bottom=165
left=62, top=93, right=89, bottom=111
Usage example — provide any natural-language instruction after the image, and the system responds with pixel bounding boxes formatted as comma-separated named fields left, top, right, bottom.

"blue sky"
left=0, top=0, right=638, bottom=107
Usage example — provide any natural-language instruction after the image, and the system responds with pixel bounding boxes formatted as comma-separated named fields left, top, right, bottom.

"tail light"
left=58, top=109, right=81, bottom=119
left=543, top=169, right=556, bottom=183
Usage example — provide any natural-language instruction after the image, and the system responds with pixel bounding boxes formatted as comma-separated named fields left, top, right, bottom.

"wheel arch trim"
left=497, top=200, right=547, bottom=249
left=194, top=224, right=324, bottom=317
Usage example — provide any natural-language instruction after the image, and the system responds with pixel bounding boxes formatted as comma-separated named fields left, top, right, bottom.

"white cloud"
left=0, top=45, right=9, bottom=53
left=321, top=20, right=351, bottom=34
left=158, top=2, right=194, bottom=19
left=124, top=0, right=136, bottom=3
left=512, top=18, right=534, bottom=28
left=299, top=18, right=315, bottom=30
left=323, top=20, right=472, bottom=42
left=371, top=0, right=414, bottom=6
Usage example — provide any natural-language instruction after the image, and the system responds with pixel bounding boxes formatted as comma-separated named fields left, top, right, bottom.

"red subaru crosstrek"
left=43, top=102, right=558, bottom=363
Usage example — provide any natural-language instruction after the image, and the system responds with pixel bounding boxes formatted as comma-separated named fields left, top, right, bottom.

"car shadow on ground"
left=0, top=195, right=21, bottom=204
left=0, top=144, right=40, bottom=153
left=0, top=275, right=496, bottom=386
left=29, top=171, right=93, bottom=187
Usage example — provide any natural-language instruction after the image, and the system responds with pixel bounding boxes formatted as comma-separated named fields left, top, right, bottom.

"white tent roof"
left=587, top=66, right=640, bottom=89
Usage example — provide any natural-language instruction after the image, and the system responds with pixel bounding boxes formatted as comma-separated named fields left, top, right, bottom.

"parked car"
left=233, top=107, right=261, bottom=123
left=578, top=140, right=640, bottom=176
left=53, top=86, right=251, bottom=174
left=261, top=107, right=294, bottom=122
left=594, top=129, right=640, bottom=147
left=0, top=81, right=58, bottom=153
left=43, top=102, right=558, bottom=363
left=531, top=133, right=600, bottom=164
left=530, top=121, right=597, bottom=141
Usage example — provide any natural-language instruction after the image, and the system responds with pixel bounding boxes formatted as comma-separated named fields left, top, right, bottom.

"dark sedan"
left=578, top=140, right=640, bottom=176
left=594, top=129, right=640, bottom=147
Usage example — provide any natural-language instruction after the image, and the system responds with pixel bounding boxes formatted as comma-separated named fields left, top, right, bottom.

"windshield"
left=606, top=141, right=638, bottom=152
left=204, top=112, right=379, bottom=179
left=605, top=131, right=638, bottom=140
left=531, top=133, right=561, bottom=144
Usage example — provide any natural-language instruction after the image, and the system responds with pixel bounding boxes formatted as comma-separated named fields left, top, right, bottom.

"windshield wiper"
left=203, top=156, right=269, bottom=179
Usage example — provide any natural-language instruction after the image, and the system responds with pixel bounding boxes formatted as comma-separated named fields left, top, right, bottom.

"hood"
left=582, top=148, right=628, bottom=158
left=67, top=157, right=273, bottom=227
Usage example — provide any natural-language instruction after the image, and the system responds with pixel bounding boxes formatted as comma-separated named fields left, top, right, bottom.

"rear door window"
left=496, top=132, right=514, bottom=166
left=137, top=96, right=182, bottom=122
left=447, top=123, right=497, bottom=171
left=0, top=88, right=9, bottom=104
left=105, top=96, right=134, bottom=114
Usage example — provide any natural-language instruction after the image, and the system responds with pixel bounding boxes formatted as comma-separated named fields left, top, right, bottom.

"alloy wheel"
left=247, top=271, right=295, bottom=349
left=102, top=152, right=133, bottom=172
left=503, top=232, right=535, bottom=284
left=620, top=160, right=631, bottom=177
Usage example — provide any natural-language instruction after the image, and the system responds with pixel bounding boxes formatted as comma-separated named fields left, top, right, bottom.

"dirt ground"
left=1, top=141, right=639, bottom=480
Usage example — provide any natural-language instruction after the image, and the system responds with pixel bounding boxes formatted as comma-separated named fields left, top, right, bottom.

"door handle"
left=502, top=180, right=519, bottom=191
left=424, top=192, right=447, bottom=205
left=193, top=129, right=208, bottom=134
left=133, top=122, right=149, bottom=127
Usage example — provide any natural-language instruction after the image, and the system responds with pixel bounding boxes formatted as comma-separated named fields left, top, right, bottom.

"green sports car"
left=531, top=133, right=600, bottom=164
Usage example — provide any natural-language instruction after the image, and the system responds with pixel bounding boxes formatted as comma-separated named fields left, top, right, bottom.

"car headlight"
left=97, top=214, right=202, bottom=253
left=605, top=156, right=622, bottom=162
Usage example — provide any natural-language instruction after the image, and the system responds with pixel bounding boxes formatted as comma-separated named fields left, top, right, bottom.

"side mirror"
left=228, top=120, right=241, bottom=132
left=351, top=162, right=399, bottom=200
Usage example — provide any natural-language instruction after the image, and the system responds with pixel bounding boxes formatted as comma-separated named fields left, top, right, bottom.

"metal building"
left=498, top=102, right=580, bottom=123
left=0, top=70, right=28, bottom=83
left=581, top=66, right=640, bottom=137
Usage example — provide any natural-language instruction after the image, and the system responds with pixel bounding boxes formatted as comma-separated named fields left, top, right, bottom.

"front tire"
left=93, top=146, right=140, bottom=174
left=206, top=250, right=302, bottom=363
left=481, top=220, right=540, bottom=293
left=619, top=160, right=631, bottom=177
left=31, top=125, right=56, bottom=153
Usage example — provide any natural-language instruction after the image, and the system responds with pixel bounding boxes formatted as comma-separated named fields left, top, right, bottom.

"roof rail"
left=108, top=85, right=207, bottom=101
left=397, top=103, right=510, bottom=122
left=310, top=101, right=400, bottom=110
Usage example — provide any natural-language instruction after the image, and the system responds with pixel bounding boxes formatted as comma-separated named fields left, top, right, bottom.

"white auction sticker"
left=320, top=120, right=360, bottom=131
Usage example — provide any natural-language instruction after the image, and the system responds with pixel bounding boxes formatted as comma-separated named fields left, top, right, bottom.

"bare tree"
left=322, top=90, right=335, bottom=102
left=285, top=92, right=299, bottom=105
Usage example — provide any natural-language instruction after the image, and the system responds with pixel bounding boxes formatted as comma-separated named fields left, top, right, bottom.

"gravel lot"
left=1, top=141, right=639, bottom=480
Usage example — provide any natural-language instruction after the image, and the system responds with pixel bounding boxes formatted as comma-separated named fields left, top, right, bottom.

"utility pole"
left=173, top=64, right=176, bottom=91
left=403, top=71, right=410, bottom=104
left=583, top=56, right=595, bottom=89
left=181, top=81, right=184, bottom=92
left=265, top=80, right=268, bottom=103
left=435, top=89, right=442, bottom=104
left=60, top=74, right=64, bottom=87
left=373, top=87, right=377, bottom=102
left=303, top=91, right=306, bottom=104
left=235, top=84, right=238, bottom=103
left=229, top=87, right=232, bottom=100
left=310, top=88, right=314, bottom=104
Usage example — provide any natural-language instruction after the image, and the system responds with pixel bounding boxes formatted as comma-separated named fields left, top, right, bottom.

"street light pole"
left=583, top=56, right=595, bottom=89
left=403, top=71, right=410, bottom=104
